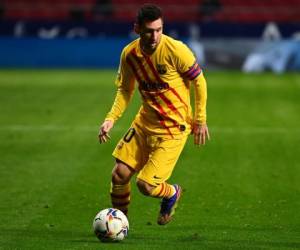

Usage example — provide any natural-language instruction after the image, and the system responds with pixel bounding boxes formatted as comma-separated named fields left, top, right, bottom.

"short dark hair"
left=136, top=4, right=163, bottom=26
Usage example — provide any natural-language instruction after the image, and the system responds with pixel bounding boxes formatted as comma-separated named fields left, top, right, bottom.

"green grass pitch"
left=0, top=69, right=299, bottom=250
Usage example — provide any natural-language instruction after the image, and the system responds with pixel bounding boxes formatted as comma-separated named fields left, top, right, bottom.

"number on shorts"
left=123, top=128, right=135, bottom=143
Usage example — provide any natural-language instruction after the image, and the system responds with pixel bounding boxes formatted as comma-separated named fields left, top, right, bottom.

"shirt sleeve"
left=105, top=49, right=135, bottom=122
left=174, top=42, right=207, bottom=125
left=193, top=72, right=207, bottom=125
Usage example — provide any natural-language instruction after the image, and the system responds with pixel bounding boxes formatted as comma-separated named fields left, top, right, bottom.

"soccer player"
left=98, top=4, right=210, bottom=225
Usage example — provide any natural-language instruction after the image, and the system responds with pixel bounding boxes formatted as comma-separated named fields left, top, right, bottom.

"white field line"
left=0, top=125, right=299, bottom=134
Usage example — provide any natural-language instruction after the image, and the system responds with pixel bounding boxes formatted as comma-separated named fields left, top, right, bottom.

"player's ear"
left=134, top=23, right=140, bottom=35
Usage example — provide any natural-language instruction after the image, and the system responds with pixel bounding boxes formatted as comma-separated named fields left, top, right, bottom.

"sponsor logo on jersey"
left=140, top=80, right=169, bottom=91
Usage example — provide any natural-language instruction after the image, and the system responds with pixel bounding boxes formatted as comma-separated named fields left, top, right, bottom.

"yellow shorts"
left=112, top=124, right=188, bottom=186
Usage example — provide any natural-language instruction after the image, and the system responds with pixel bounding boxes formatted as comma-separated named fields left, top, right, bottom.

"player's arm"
left=98, top=87, right=134, bottom=143
left=99, top=50, right=135, bottom=144
left=175, top=42, right=210, bottom=146
left=192, top=72, right=210, bottom=146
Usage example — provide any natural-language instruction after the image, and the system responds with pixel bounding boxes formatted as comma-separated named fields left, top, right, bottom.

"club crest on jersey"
left=157, top=64, right=167, bottom=74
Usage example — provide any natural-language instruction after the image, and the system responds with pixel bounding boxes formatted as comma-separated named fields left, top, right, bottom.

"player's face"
left=137, top=18, right=163, bottom=54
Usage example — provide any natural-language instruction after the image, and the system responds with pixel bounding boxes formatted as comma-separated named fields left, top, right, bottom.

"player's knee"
left=112, top=171, right=125, bottom=184
left=112, top=170, right=130, bottom=185
left=111, top=162, right=133, bottom=185
left=136, top=179, right=154, bottom=196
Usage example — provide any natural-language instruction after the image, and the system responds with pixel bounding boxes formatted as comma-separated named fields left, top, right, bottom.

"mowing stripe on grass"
left=0, top=124, right=299, bottom=134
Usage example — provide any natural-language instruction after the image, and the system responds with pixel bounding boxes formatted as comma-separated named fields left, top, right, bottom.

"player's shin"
left=110, top=182, right=131, bottom=216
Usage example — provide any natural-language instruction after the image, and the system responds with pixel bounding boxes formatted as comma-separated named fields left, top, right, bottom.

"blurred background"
left=1, top=0, right=300, bottom=72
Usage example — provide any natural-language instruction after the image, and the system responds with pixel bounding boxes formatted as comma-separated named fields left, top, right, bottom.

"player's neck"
left=140, top=44, right=156, bottom=55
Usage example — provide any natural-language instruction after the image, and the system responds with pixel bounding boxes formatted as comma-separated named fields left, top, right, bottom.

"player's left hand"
left=193, top=123, right=210, bottom=146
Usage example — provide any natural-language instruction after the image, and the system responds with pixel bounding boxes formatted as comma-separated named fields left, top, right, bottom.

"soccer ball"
left=93, top=208, right=129, bottom=242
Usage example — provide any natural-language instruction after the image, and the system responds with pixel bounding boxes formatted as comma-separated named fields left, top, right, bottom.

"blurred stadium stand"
left=1, top=0, right=300, bottom=22
left=0, top=0, right=300, bottom=70
left=1, top=0, right=300, bottom=38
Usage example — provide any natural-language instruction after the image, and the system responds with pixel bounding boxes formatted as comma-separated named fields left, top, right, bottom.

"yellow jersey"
left=105, top=34, right=207, bottom=138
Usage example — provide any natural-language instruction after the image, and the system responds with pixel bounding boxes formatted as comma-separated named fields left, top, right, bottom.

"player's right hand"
left=98, top=120, right=114, bottom=144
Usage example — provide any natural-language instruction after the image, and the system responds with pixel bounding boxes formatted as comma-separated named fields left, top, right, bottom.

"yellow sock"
left=150, top=182, right=176, bottom=199
left=110, top=182, right=131, bottom=215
